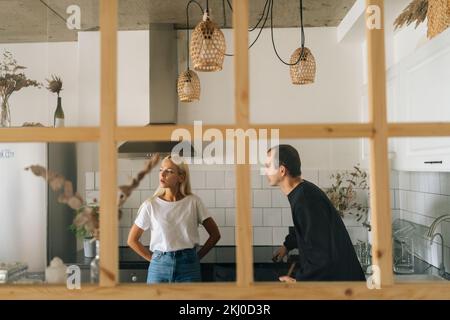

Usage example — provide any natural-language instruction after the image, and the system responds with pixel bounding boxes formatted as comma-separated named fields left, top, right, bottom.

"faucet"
left=426, top=215, right=450, bottom=238
left=429, top=233, right=446, bottom=277
left=426, top=215, right=450, bottom=277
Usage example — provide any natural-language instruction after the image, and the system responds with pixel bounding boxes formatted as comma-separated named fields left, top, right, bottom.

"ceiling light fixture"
left=190, top=0, right=226, bottom=72
left=177, top=0, right=203, bottom=102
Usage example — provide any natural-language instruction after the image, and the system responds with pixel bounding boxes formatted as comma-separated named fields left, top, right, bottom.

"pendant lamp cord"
left=186, top=0, right=204, bottom=70
left=271, top=0, right=305, bottom=66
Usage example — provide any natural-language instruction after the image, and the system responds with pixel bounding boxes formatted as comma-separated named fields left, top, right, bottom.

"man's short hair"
left=268, top=145, right=301, bottom=177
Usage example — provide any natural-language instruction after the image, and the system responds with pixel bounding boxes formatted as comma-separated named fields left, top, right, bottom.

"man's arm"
left=283, top=228, right=297, bottom=251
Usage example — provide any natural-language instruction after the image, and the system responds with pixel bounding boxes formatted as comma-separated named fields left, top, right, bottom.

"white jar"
left=45, top=257, right=67, bottom=284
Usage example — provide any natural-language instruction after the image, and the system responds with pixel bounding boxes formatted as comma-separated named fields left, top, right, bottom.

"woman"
left=127, top=154, right=221, bottom=283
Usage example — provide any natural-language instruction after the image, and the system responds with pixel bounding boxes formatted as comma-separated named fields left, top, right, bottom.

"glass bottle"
left=90, top=240, right=100, bottom=283
left=53, top=96, right=65, bottom=127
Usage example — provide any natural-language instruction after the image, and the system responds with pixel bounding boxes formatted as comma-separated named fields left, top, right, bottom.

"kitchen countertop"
left=70, top=246, right=294, bottom=269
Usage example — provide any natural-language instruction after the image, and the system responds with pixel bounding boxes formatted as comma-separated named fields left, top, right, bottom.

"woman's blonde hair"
left=151, top=154, right=192, bottom=200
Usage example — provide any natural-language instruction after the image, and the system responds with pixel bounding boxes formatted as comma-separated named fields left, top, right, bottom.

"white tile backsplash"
left=119, top=209, right=132, bottom=227
left=215, top=190, right=235, bottom=207
left=209, top=208, right=226, bottom=227
left=347, top=227, right=368, bottom=244
left=253, top=190, right=272, bottom=207
left=95, top=172, right=100, bottom=190
left=195, top=189, right=215, bottom=208
left=85, top=172, right=95, bottom=190
left=206, top=171, right=225, bottom=189
left=140, top=230, right=151, bottom=246
left=118, top=171, right=132, bottom=186
left=392, top=170, right=450, bottom=271
left=271, top=190, right=290, bottom=208
left=218, top=227, right=235, bottom=246
left=149, top=170, right=160, bottom=189
left=273, top=227, right=289, bottom=246
left=440, top=172, right=450, bottom=195
left=254, top=227, right=273, bottom=246
left=427, top=172, right=441, bottom=194
left=252, top=208, right=263, bottom=226
left=225, top=208, right=235, bottom=226
left=132, top=170, right=151, bottom=190
left=199, top=226, right=209, bottom=244
left=318, top=170, right=333, bottom=189
left=302, top=169, right=319, bottom=185
left=398, top=171, right=410, bottom=190
left=281, top=208, right=293, bottom=227
left=263, top=208, right=282, bottom=227
left=190, top=171, right=206, bottom=189
left=251, top=170, right=262, bottom=189
left=89, top=167, right=450, bottom=255
left=224, top=169, right=235, bottom=189
left=140, top=190, right=155, bottom=203
left=261, top=175, right=277, bottom=189
left=122, top=191, right=141, bottom=209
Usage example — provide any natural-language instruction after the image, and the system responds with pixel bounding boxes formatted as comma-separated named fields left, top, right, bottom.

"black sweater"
left=283, top=180, right=366, bottom=281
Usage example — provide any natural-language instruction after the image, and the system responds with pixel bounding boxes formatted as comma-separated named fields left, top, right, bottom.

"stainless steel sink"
left=394, top=274, right=447, bottom=282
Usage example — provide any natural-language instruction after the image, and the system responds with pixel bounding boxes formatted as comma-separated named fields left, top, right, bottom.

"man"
left=265, top=145, right=365, bottom=282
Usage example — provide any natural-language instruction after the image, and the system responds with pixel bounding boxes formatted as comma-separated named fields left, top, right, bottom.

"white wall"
left=177, top=28, right=364, bottom=125
left=0, top=42, right=78, bottom=127
left=78, top=30, right=150, bottom=126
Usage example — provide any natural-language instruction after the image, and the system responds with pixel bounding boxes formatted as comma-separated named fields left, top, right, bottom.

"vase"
left=83, top=237, right=96, bottom=258
left=53, top=96, right=65, bottom=127
left=90, top=240, right=100, bottom=283
left=0, top=98, right=11, bottom=127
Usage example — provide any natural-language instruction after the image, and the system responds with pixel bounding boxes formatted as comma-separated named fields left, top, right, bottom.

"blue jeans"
left=147, top=248, right=201, bottom=283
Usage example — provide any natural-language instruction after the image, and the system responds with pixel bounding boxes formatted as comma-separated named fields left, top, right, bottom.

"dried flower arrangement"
left=25, top=154, right=160, bottom=240
left=46, top=75, right=63, bottom=97
left=0, top=51, right=41, bottom=126
left=325, top=165, right=370, bottom=229
left=394, top=0, right=450, bottom=39
left=394, top=0, right=429, bottom=30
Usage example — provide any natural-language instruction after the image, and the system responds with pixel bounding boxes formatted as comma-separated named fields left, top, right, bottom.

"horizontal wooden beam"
left=0, top=128, right=99, bottom=142
left=1, top=282, right=449, bottom=300
left=0, top=123, right=448, bottom=144
left=253, top=124, right=375, bottom=138
left=115, top=124, right=375, bottom=141
left=388, top=123, right=450, bottom=137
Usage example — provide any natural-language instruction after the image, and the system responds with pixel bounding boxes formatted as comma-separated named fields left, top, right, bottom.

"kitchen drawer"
left=120, top=269, right=148, bottom=283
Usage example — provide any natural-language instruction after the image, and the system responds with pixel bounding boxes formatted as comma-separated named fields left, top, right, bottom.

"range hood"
left=118, top=24, right=193, bottom=159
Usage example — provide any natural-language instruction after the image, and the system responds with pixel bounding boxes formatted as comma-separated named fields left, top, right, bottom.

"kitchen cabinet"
left=387, top=29, right=450, bottom=172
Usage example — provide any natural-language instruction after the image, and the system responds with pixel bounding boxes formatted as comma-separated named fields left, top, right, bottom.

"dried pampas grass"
left=394, top=0, right=429, bottom=30
left=26, top=153, right=160, bottom=239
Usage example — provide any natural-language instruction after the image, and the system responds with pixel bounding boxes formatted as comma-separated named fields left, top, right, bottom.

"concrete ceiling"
left=0, top=0, right=356, bottom=43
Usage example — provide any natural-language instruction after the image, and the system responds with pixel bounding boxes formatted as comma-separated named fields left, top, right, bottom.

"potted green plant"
left=325, top=164, right=370, bottom=230
left=69, top=203, right=99, bottom=258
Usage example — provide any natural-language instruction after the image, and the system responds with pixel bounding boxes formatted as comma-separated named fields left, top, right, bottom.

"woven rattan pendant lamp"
left=289, top=0, right=316, bottom=85
left=177, top=0, right=202, bottom=102
left=190, top=0, right=226, bottom=72
left=269, top=0, right=316, bottom=85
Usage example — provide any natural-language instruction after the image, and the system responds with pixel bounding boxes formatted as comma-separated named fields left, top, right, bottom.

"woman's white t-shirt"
left=134, top=194, right=211, bottom=252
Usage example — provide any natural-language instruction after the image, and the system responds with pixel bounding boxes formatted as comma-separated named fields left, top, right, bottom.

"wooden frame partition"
left=1, top=0, right=450, bottom=299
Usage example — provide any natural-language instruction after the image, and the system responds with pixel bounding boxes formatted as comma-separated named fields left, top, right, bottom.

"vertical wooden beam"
left=233, top=0, right=253, bottom=287
left=99, top=0, right=118, bottom=287
left=365, top=0, right=393, bottom=286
